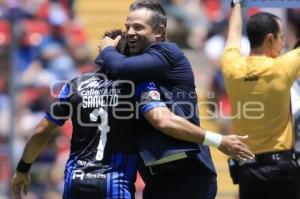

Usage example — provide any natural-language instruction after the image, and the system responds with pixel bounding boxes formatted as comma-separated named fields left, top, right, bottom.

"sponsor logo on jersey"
left=78, top=76, right=121, bottom=108
left=78, top=76, right=116, bottom=92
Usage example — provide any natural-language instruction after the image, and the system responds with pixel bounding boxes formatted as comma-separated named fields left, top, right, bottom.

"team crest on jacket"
left=141, top=90, right=160, bottom=103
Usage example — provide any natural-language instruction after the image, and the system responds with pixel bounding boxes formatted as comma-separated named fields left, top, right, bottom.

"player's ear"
left=154, top=25, right=166, bottom=42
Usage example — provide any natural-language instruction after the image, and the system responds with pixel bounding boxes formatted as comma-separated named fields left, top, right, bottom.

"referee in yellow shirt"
left=221, top=1, right=300, bottom=199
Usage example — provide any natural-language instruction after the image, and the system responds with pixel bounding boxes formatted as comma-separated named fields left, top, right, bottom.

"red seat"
left=20, top=19, right=50, bottom=46
left=0, top=20, right=10, bottom=46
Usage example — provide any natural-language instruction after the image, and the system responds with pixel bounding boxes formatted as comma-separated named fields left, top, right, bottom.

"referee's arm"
left=225, top=1, right=243, bottom=49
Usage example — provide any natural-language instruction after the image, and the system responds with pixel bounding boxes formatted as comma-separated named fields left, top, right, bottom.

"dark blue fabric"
left=63, top=154, right=78, bottom=199
left=44, top=83, right=70, bottom=126
left=135, top=82, right=158, bottom=100
left=58, top=84, right=71, bottom=99
left=63, top=153, right=136, bottom=199
left=140, top=102, right=166, bottom=113
left=49, top=71, right=138, bottom=199
left=99, top=42, right=216, bottom=175
left=136, top=81, right=166, bottom=113
left=44, top=112, right=64, bottom=126
left=139, top=157, right=217, bottom=199
left=96, top=42, right=182, bottom=80
left=108, top=153, right=137, bottom=199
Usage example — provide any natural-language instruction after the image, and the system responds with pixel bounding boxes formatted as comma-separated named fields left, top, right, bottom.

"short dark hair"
left=246, top=12, right=280, bottom=48
left=103, top=29, right=129, bottom=55
left=129, top=0, right=167, bottom=30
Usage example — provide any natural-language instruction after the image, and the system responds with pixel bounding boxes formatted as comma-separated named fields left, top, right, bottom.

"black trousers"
left=139, top=158, right=217, bottom=199
left=239, top=160, right=300, bottom=199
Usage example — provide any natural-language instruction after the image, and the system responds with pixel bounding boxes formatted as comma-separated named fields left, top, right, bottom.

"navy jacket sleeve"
left=135, top=81, right=166, bottom=114
left=95, top=43, right=181, bottom=80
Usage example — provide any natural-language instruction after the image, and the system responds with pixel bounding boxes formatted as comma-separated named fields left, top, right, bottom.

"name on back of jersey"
left=82, top=93, right=119, bottom=108
left=78, top=76, right=122, bottom=108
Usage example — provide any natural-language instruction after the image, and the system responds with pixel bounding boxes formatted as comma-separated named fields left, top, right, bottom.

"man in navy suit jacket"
left=97, top=1, right=253, bottom=198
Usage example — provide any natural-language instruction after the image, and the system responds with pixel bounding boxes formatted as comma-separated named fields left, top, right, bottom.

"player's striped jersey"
left=45, top=69, right=138, bottom=199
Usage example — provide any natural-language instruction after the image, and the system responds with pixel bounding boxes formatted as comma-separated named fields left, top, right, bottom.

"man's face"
left=125, top=9, right=157, bottom=55
left=271, top=19, right=285, bottom=58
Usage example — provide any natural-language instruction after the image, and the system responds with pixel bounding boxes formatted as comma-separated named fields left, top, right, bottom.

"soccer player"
left=11, top=30, right=139, bottom=199
left=97, top=1, right=253, bottom=198
left=221, top=0, right=300, bottom=198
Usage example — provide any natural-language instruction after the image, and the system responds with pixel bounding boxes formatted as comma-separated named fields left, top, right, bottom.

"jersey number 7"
left=89, top=107, right=110, bottom=161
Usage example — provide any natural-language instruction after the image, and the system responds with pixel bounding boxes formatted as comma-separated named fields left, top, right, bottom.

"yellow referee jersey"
left=221, top=46, right=300, bottom=154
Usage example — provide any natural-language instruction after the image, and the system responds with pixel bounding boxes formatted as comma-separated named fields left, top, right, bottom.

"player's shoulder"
left=148, top=42, right=183, bottom=57
left=149, top=42, right=180, bottom=51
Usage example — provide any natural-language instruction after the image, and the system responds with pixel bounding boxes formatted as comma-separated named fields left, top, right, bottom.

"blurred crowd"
left=0, top=0, right=94, bottom=198
left=0, top=0, right=299, bottom=198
